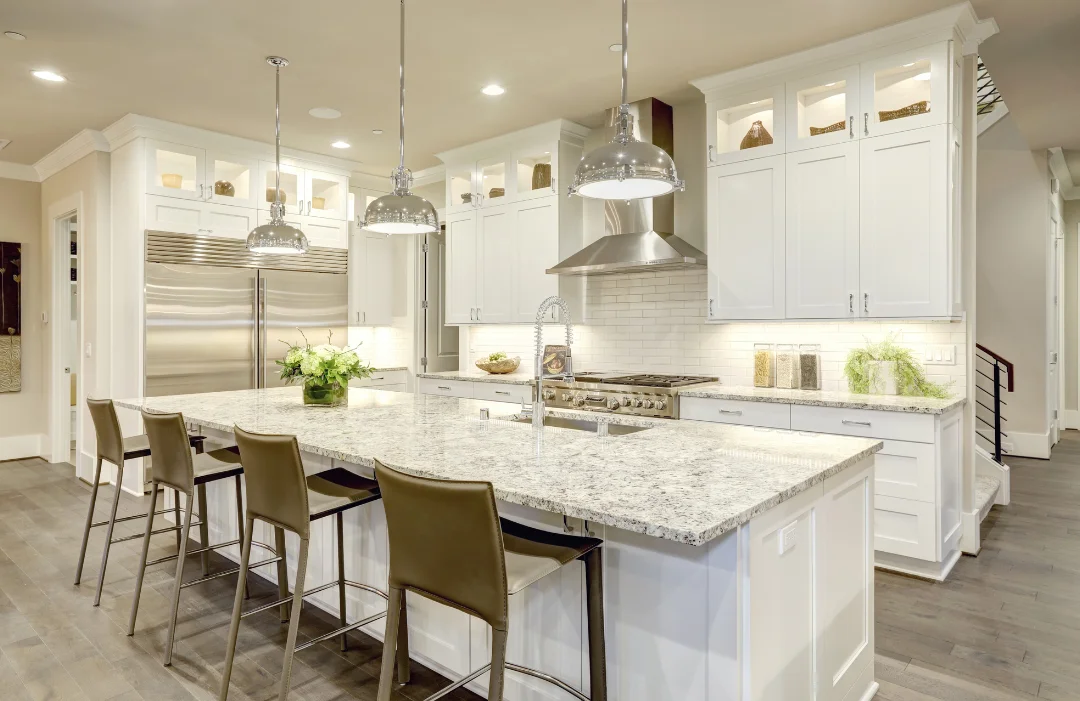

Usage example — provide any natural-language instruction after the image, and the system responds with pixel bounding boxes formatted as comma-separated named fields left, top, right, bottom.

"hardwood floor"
left=1, top=434, right=1079, bottom=700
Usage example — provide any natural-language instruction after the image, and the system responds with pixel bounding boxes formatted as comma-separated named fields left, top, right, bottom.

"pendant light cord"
left=621, top=0, right=628, bottom=107
left=274, top=62, right=282, bottom=206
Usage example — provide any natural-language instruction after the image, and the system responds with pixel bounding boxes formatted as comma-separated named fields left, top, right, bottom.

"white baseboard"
left=1065, top=410, right=1080, bottom=430
left=975, top=444, right=1010, bottom=505
left=1003, top=430, right=1050, bottom=459
left=0, top=434, right=46, bottom=461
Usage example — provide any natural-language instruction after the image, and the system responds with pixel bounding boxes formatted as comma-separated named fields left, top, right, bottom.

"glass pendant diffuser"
left=569, top=0, right=684, bottom=200
left=363, top=0, right=438, bottom=235
left=247, top=56, right=309, bottom=254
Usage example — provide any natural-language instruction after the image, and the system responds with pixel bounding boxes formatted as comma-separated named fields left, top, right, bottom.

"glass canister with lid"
left=775, top=344, right=800, bottom=389
left=753, top=343, right=775, bottom=388
left=799, top=344, right=821, bottom=390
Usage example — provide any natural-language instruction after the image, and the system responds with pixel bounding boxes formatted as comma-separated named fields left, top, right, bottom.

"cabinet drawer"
left=357, top=370, right=407, bottom=387
left=874, top=495, right=936, bottom=561
left=790, top=405, right=934, bottom=444
left=471, top=383, right=532, bottom=404
left=875, top=440, right=936, bottom=502
left=418, top=378, right=474, bottom=399
left=680, top=396, right=791, bottom=429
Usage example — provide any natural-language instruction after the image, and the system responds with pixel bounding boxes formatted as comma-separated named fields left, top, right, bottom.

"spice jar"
left=799, top=344, right=821, bottom=390
left=775, top=344, right=800, bottom=389
left=753, top=343, right=774, bottom=388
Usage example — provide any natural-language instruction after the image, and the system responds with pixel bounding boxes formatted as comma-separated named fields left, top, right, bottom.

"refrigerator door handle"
left=258, top=275, right=267, bottom=388
left=253, top=275, right=260, bottom=389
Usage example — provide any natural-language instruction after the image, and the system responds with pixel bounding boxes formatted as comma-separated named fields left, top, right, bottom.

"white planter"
left=868, top=360, right=898, bottom=395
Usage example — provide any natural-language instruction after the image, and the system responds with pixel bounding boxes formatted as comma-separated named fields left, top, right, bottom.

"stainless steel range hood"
left=548, top=98, right=705, bottom=276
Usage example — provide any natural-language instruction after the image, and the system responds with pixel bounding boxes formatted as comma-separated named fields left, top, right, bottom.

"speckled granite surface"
left=370, top=366, right=408, bottom=373
left=417, top=369, right=535, bottom=386
left=680, top=384, right=966, bottom=415
left=117, top=387, right=881, bottom=546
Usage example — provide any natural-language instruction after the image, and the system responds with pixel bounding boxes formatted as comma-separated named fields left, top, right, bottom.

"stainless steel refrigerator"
left=144, top=231, right=348, bottom=397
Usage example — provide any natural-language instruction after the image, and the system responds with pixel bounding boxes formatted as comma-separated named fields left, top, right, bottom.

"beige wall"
left=40, top=152, right=111, bottom=473
left=1065, top=200, right=1080, bottom=414
left=0, top=178, right=44, bottom=450
left=976, top=114, right=1052, bottom=441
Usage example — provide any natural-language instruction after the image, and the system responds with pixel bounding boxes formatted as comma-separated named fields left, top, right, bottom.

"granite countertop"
left=117, top=387, right=881, bottom=546
left=680, top=384, right=966, bottom=415
left=369, top=366, right=408, bottom=373
left=417, top=369, right=535, bottom=386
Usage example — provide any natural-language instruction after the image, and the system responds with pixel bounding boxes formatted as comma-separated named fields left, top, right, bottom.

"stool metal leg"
left=163, top=490, right=195, bottom=666
left=127, top=481, right=159, bottom=635
left=74, top=457, right=104, bottom=585
left=173, top=488, right=182, bottom=551
left=274, top=526, right=290, bottom=622
left=219, top=517, right=254, bottom=701
left=396, top=589, right=410, bottom=684
left=584, top=547, right=608, bottom=701
left=278, top=537, right=310, bottom=701
left=488, top=628, right=508, bottom=701
left=198, top=483, right=210, bottom=576
left=234, top=476, right=249, bottom=599
left=336, top=512, right=347, bottom=652
left=93, top=461, right=125, bottom=607
left=375, top=586, right=404, bottom=701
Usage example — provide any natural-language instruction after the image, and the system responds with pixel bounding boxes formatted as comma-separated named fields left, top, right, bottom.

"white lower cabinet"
left=684, top=397, right=963, bottom=580
left=418, top=378, right=474, bottom=399
left=419, top=377, right=533, bottom=404
left=351, top=370, right=407, bottom=392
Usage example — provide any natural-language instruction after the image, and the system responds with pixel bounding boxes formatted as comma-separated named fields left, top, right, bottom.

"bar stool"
left=126, top=410, right=278, bottom=665
left=373, top=459, right=607, bottom=701
left=77, top=398, right=205, bottom=606
left=220, top=426, right=390, bottom=701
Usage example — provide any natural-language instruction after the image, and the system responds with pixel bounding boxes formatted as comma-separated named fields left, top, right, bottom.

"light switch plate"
left=779, top=521, right=798, bottom=555
left=923, top=344, right=956, bottom=365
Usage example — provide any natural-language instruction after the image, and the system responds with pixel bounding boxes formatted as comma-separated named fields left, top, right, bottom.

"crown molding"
left=1049, top=147, right=1080, bottom=201
left=0, top=161, right=41, bottom=183
left=412, top=165, right=445, bottom=187
left=436, top=118, right=589, bottom=166
left=34, top=129, right=110, bottom=182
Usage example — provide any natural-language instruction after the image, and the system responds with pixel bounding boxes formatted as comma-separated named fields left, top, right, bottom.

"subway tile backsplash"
left=468, top=270, right=967, bottom=395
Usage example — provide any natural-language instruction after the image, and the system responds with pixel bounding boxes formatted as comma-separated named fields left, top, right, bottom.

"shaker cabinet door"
left=476, top=205, right=514, bottom=323
left=707, top=155, right=786, bottom=320
left=513, top=200, right=559, bottom=322
left=445, top=212, right=479, bottom=324
left=785, top=142, right=860, bottom=319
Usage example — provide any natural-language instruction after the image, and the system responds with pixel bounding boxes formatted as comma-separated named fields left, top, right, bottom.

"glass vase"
left=303, top=380, right=348, bottom=407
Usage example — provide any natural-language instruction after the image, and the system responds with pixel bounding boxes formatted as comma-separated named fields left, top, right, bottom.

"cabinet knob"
left=849, top=116, right=854, bottom=139
left=864, top=113, right=869, bottom=136
left=708, top=145, right=715, bottom=163
left=863, top=292, right=869, bottom=314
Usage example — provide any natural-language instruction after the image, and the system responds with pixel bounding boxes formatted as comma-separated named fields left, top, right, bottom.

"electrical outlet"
left=778, top=521, right=798, bottom=555
left=923, top=344, right=956, bottom=365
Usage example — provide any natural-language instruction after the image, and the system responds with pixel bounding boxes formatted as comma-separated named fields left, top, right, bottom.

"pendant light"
left=362, top=0, right=439, bottom=235
left=569, top=0, right=684, bottom=200
left=247, top=56, right=309, bottom=254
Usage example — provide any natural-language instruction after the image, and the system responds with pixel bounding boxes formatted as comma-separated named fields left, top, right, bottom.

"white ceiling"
left=0, top=0, right=1074, bottom=173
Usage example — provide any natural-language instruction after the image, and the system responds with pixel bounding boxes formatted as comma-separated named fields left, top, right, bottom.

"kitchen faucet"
left=531, top=296, right=574, bottom=428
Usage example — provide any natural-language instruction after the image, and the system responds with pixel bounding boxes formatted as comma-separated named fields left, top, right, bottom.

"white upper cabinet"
left=859, top=124, right=948, bottom=318
left=348, top=225, right=394, bottom=327
left=513, top=146, right=558, bottom=202
left=513, top=200, right=559, bottom=322
left=305, top=170, right=348, bottom=220
left=707, top=155, right=786, bottom=321
left=785, top=66, right=860, bottom=152
left=258, top=161, right=306, bottom=216
left=255, top=210, right=347, bottom=249
left=706, top=86, right=786, bottom=167
left=205, top=152, right=260, bottom=208
left=476, top=205, right=515, bottom=324
left=445, top=211, right=479, bottom=324
left=476, top=156, right=511, bottom=209
left=860, top=43, right=950, bottom=138
left=785, top=142, right=860, bottom=319
left=146, top=141, right=205, bottom=200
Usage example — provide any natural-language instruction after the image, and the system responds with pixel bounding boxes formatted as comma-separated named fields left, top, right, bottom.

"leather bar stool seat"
left=501, top=517, right=601, bottom=594
left=307, top=467, right=380, bottom=518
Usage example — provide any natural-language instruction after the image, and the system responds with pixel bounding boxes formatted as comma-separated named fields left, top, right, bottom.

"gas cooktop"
left=570, top=372, right=718, bottom=388
left=541, top=372, right=718, bottom=418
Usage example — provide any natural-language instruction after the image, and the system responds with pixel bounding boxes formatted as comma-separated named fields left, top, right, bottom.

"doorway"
left=417, top=228, right=459, bottom=374
left=54, top=212, right=81, bottom=467
left=1050, top=214, right=1064, bottom=446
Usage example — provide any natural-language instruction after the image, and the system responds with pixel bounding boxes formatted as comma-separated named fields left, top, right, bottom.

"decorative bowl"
left=161, top=173, right=183, bottom=189
left=475, top=356, right=521, bottom=374
left=266, top=187, right=287, bottom=204
left=214, top=180, right=235, bottom=197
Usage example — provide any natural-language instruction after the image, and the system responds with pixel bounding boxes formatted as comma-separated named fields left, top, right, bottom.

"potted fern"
left=843, top=337, right=951, bottom=398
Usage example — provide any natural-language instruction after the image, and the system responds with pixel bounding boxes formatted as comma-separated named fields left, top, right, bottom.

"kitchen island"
left=118, top=387, right=882, bottom=701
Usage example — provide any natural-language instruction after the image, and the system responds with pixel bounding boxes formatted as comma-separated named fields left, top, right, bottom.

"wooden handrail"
left=975, top=344, right=1014, bottom=392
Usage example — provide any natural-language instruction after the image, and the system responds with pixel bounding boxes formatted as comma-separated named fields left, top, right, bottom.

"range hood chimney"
left=548, top=98, right=706, bottom=276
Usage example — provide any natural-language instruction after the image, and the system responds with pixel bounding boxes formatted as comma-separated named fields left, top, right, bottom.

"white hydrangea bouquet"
left=277, top=330, right=373, bottom=407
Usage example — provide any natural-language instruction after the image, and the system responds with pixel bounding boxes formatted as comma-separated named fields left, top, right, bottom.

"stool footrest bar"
left=239, top=579, right=390, bottom=619
left=294, top=610, right=388, bottom=652
left=423, top=664, right=492, bottom=701
left=144, top=539, right=276, bottom=568
left=505, top=663, right=590, bottom=701
left=179, top=557, right=283, bottom=589
left=90, top=506, right=178, bottom=529
left=110, top=521, right=202, bottom=545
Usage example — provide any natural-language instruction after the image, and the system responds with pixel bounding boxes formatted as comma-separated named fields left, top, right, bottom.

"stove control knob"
left=572, top=395, right=586, bottom=408
left=542, top=388, right=556, bottom=400
left=632, top=398, right=644, bottom=408
left=654, top=399, right=667, bottom=411
left=620, top=396, right=632, bottom=407
left=561, top=393, right=572, bottom=402
left=641, top=398, right=655, bottom=409
left=606, top=397, right=621, bottom=410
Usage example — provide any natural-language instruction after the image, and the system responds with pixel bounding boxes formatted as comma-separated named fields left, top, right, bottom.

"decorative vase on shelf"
left=740, top=120, right=773, bottom=150
left=214, top=180, right=235, bottom=197
left=531, top=163, right=551, bottom=190
left=303, top=380, right=347, bottom=407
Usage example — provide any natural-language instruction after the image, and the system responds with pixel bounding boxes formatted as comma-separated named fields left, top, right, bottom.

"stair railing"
left=975, top=344, right=1014, bottom=464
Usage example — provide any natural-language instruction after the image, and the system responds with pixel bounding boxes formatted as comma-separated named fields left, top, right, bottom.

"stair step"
left=976, top=474, right=1000, bottom=523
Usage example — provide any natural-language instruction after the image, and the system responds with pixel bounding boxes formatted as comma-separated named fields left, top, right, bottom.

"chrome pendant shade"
left=363, top=0, right=438, bottom=235
left=569, top=0, right=684, bottom=201
left=247, top=56, right=309, bottom=255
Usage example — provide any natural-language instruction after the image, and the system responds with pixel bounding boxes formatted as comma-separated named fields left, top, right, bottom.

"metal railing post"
left=993, top=362, right=1003, bottom=463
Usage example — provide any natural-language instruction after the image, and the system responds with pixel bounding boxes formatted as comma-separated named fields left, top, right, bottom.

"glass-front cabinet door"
left=513, top=146, right=556, bottom=201
left=204, top=152, right=258, bottom=208
left=445, top=163, right=476, bottom=214
left=146, top=140, right=205, bottom=200
left=305, top=170, right=348, bottom=220
left=476, top=156, right=509, bottom=208
left=258, top=161, right=305, bottom=216
left=707, top=86, right=786, bottom=166
left=786, top=66, right=860, bottom=151
left=860, top=43, right=949, bottom=138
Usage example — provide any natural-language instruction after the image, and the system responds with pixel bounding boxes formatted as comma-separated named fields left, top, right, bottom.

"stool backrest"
left=233, top=426, right=311, bottom=539
left=374, top=459, right=509, bottom=631
left=87, top=398, right=124, bottom=467
left=141, top=410, right=195, bottom=495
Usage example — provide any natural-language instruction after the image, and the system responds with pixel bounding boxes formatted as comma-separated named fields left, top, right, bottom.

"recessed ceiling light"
left=372, top=129, right=383, bottom=135
left=913, top=71, right=932, bottom=81
left=309, top=107, right=341, bottom=119
left=4, top=31, right=26, bottom=40
left=32, top=70, right=65, bottom=82
left=481, top=84, right=505, bottom=96
left=609, top=43, right=622, bottom=52
left=331, top=140, right=351, bottom=149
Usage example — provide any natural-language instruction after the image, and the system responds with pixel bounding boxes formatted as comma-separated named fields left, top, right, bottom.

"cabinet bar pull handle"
left=849, top=116, right=854, bottom=138
left=495, top=390, right=511, bottom=396
left=708, top=145, right=715, bottom=163
left=842, top=420, right=871, bottom=427
left=372, top=377, right=385, bottom=381
left=864, top=113, right=869, bottom=136
left=863, top=292, right=869, bottom=314
left=470, top=308, right=475, bottom=321
left=438, top=386, right=451, bottom=390
left=718, top=409, right=743, bottom=416
left=477, top=308, right=482, bottom=320
left=551, top=176, right=557, bottom=194
left=198, top=184, right=204, bottom=199
left=849, top=293, right=854, bottom=313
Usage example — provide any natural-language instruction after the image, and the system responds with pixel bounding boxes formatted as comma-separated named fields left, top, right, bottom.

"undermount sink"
left=510, top=415, right=650, bottom=436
